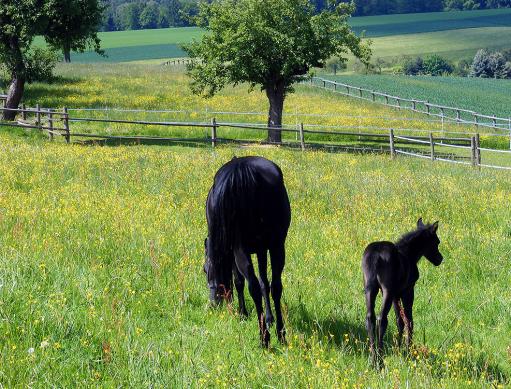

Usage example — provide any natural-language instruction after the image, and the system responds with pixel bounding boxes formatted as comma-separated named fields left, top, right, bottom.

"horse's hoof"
left=277, top=329, right=286, bottom=344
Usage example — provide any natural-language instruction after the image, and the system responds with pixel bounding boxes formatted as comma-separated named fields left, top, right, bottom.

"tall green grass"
left=0, top=132, right=509, bottom=387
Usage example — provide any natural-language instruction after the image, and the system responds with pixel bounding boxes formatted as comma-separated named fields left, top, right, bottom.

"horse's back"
left=207, top=156, right=291, bottom=251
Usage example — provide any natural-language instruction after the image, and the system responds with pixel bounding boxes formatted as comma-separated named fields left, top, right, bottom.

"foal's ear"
left=431, top=221, right=439, bottom=233
left=417, top=218, right=425, bottom=228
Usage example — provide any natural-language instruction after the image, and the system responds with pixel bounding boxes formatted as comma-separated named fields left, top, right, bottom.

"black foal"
left=362, top=218, right=443, bottom=365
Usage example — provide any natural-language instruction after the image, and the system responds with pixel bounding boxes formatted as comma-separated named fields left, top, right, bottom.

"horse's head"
left=203, top=237, right=232, bottom=306
left=417, top=218, right=443, bottom=266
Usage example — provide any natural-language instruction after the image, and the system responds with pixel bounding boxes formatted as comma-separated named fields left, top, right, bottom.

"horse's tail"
left=209, top=160, right=259, bottom=260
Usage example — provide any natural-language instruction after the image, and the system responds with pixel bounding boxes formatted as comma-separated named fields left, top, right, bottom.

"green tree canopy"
left=0, top=0, right=103, bottom=120
left=185, top=0, right=371, bottom=143
left=45, top=0, right=104, bottom=62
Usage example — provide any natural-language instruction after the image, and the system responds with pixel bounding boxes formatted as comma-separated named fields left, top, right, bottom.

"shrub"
left=402, top=56, right=424, bottom=75
left=422, top=55, right=453, bottom=76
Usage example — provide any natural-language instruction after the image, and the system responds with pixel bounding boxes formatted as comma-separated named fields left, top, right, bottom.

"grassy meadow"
left=0, top=58, right=510, bottom=386
left=0, top=127, right=510, bottom=386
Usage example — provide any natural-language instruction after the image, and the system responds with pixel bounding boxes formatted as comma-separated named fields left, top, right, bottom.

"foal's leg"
left=392, top=299, right=405, bottom=347
left=377, top=288, right=394, bottom=364
left=402, top=289, right=415, bottom=350
left=234, top=248, right=268, bottom=347
left=232, top=261, right=248, bottom=317
left=364, top=287, right=378, bottom=361
left=269, top=243, right=286, bottom=343
left=257, top=250, right=274, bottom=329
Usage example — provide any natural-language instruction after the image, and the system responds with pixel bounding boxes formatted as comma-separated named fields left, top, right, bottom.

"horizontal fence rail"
left=1, top=103, right=509, bottom=171
left=309, top=77, right=511, bottom=136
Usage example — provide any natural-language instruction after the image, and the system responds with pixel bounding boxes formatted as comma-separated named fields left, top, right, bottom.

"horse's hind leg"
left=364, top=287, right=378, bottom=362
left=257, top=250, right=274, bottom=330
left=232, top=261, right=248, bottom=317
left=269, top=243, right=286, bottom=344
left=377, top=288, right=394, bottom=363
left=393, top=299, right=405, bottom=347
left=234, top=248, right=269, bottom=347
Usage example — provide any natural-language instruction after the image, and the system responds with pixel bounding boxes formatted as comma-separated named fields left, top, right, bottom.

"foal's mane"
left=395, top=226, right=429, bottom=249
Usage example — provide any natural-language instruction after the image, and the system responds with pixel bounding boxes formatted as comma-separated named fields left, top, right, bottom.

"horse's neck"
left=397, top=236, right=424, bottom=265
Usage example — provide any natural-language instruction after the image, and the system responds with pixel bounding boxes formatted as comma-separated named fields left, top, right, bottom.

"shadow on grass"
left=287, top=297, right=368, bottom=355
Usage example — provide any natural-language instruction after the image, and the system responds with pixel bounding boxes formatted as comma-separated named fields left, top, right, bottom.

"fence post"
left=359, top=88, right=362, bottom=98
left=429, top=133, right=435, bottom=161
left=492, top=115, right=497, bottom=128
left=509, top=117, right=511, bottom=150
left=389, top=129, right=395, bottom=159
left=48, top=109, right=54, bottom=141
left=299, top=123, right=305, bottom=151
left=22, top=104, right=27, bottom=121
left=334, top=83, right=337, bottom=91
left=426, top=102, right=430, bottom=114
left=474, top=114, right=479, bottom=130
left=346, top=86, right=350, bottom=95
left=36, top=104, right=41, bottom=129
left=385, top=95, right=389, bottom=105
left=211, top=117, right=217, bottom=148
left=456, top=109, right=460, bottom=124
left=475, top=133, right=481, bottom=167
left=470, top=137, right=476, bottom=167
left=372, top=91, right=375, bottom=102
left=323, top=80, right=326, bottom=88
left=412, top=100, right=416, bottom=110
left=397, top=98, right=401, bottom=109
left=63, top=107, right=70, bottom=144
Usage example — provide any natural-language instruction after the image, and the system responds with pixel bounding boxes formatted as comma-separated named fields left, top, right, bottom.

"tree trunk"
left=63, top=43, right=71, bottom=63
left=266, top=83, right=285, bottom=144
left=2, top=76, right=25, bottom=121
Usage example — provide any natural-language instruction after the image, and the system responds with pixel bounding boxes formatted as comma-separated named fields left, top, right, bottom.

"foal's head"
left=416, top=218, right=443, bottom=266
left=203, top=237, right=232, bottom=306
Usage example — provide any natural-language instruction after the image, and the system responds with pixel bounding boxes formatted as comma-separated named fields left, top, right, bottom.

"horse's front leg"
left=234, top=248, right=268, bottom=347
left=269, top=243, right=286, bottom=344
left=232, top=261, right=248, bottom=317
left=402, top=288, right=415, bottom=351
left=257, top=250, right=274, bottom=330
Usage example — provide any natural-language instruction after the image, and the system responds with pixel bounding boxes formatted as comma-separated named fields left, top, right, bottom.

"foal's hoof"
left=277, top=328, right=286, bottom=345
left=261, top=330, right=271, bottom=348
left=238, top=308, right=249, bottom=318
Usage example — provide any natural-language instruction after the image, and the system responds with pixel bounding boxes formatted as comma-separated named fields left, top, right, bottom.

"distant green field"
left=34, top=9, right=511, bottom=63
left=350, top=8, right=511, bottom=37
left=324, top=74, right=511, bottom=119
left=368, top=27, right=511, bottom=62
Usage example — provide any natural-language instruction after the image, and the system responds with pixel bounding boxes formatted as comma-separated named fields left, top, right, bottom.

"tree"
left=470, top=49, right=492, bottom=77
left=185, top=0, right=370, bottom=143
left=0, top=1, right=102, bottom=120
left=44, top=0, right=104, bottom=63
left=422, top=55, right=453, bottom=76
left=140, top=1, right=159, bottom=29
left=0, top=1, right=51, bottom=120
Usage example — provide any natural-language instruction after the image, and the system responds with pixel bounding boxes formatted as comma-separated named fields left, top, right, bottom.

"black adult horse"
left=362, top=218, right=443, bottom=365
left=204, top=156, right=291, bottom=347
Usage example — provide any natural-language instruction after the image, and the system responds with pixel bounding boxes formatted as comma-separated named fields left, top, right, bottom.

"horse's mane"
left=395, top=227, right=428, bottom=250
left=208, top=158, right=259, bottom=265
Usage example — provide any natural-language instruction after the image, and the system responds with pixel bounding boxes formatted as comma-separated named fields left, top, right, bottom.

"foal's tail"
left=362, top=248, right=380, bottom=293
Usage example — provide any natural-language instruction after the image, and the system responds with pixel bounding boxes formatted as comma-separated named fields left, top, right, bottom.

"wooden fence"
left=1, top=102, right=509, bottom=170
left=162, top=58, right=193, bottom=66
left=310, top=77, right=511, bottom=139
